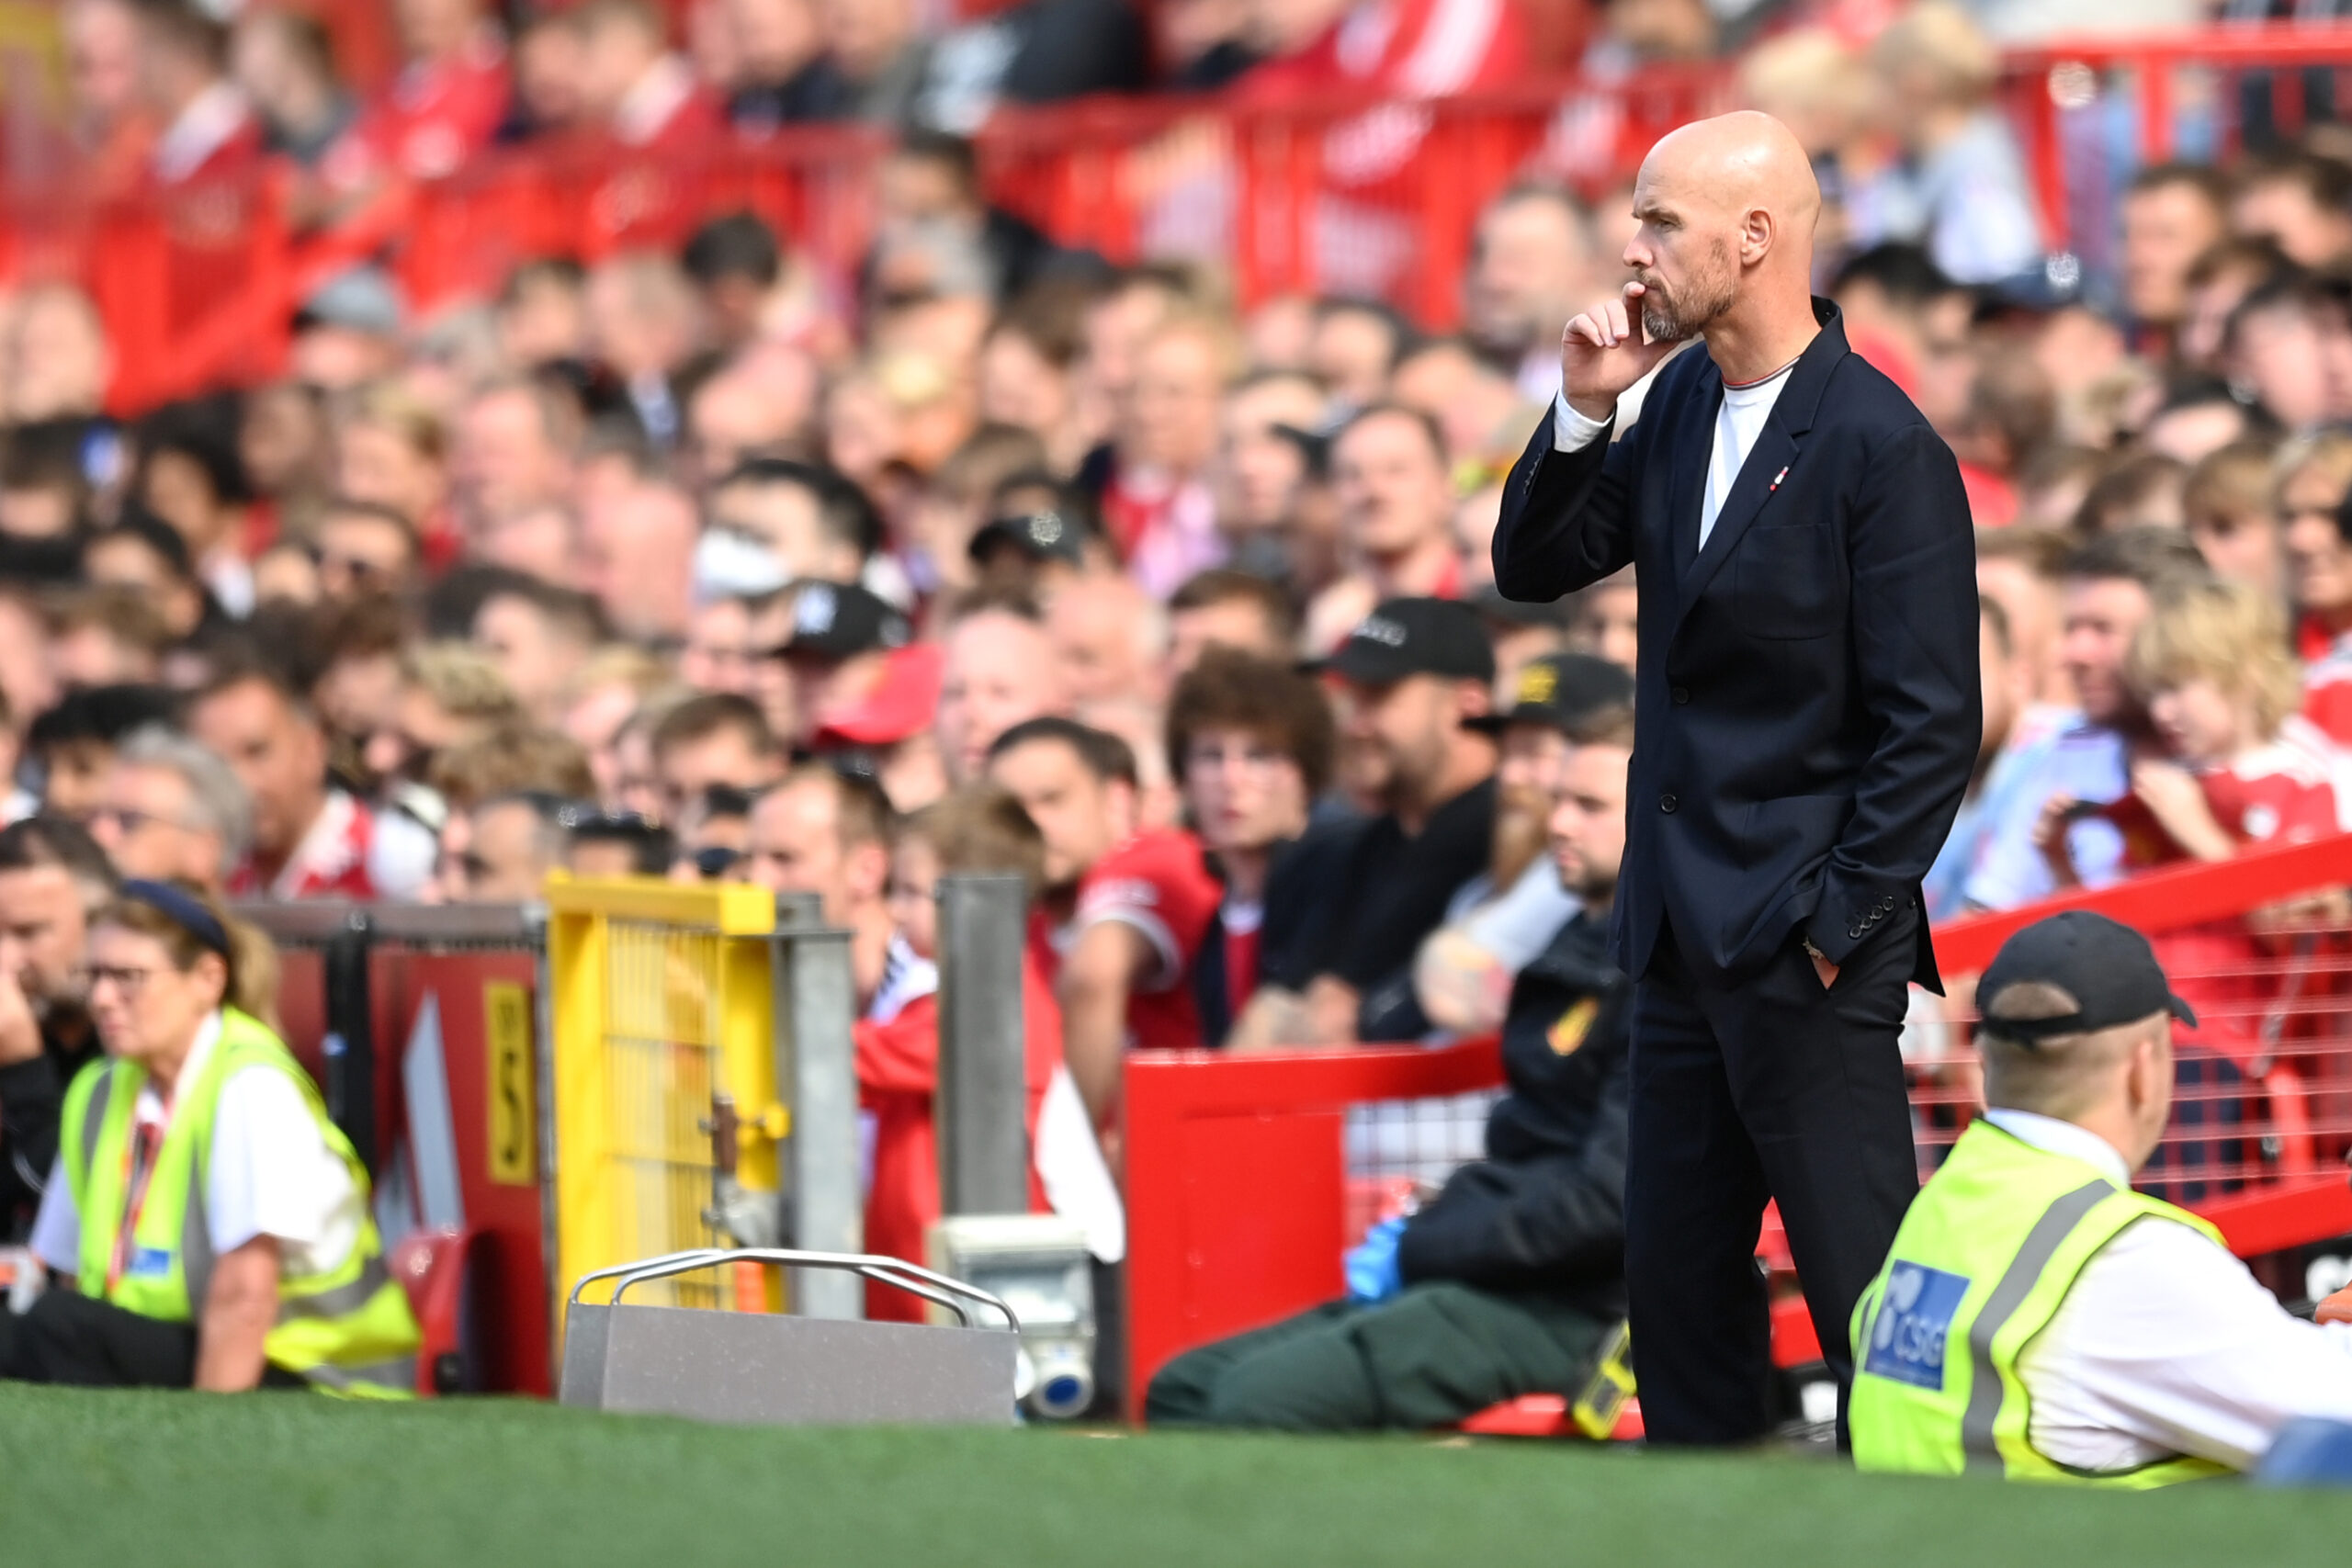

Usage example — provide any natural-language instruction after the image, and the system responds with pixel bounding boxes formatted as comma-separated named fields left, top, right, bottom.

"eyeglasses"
left=81, top=964, right=157, bottom=998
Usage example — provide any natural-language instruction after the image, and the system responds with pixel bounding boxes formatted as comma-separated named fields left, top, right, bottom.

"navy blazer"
left=1491, top=301, right=1979, bottom=991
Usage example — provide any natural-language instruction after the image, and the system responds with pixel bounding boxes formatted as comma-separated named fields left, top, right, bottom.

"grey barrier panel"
left=776, top=927, right=863, bottom=1318
left=561, top=1250, right=1017, bottom=1426
left=935, top=874, right=1031, bottom=1217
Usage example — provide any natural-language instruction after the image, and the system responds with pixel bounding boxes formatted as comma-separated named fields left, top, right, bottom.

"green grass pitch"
left=6, top=1385, right=2352, bottom=1565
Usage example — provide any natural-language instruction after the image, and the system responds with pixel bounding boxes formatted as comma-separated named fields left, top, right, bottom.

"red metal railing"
left=17, top=26, right=2352, bottom=413
left=1124, top=830, right=2352, bottom=1420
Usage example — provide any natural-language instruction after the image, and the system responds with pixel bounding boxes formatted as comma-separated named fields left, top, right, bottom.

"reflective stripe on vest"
left=1849, top=1120, right=2231, bottom=1486
left=61, top=1010, right=421, bottom=1398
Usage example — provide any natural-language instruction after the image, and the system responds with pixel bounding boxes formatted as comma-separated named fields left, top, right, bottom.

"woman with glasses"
left=0, top=880, right=418, bottom=1393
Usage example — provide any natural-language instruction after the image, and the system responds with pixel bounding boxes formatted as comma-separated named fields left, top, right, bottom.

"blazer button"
left=1670, top=685, right=1690, bottom=705
left=1659, top=793, right=1679, bottom=814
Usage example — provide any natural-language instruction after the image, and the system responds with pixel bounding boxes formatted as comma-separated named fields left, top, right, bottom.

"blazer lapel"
left=1673, top=300, right=1852, bottom=631
left=1665, top=365, right=1720, bottom=580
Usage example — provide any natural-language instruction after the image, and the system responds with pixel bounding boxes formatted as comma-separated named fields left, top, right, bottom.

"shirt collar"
left=1980, top=1106, right=2131, bottom=1186
left=153, top=82, right=251, bottom=183
left=615, top=55, right=695, bottom=146
left=135, top=1010, right=224, bottom=1122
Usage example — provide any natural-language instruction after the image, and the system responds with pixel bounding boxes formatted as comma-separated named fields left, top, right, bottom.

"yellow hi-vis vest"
left=58, top=1009, right=421, bottom=1397
left=1849, top=1119, right=2231, bottom=1484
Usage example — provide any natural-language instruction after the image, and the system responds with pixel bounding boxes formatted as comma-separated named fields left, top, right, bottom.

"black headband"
left=117, top=879, right=232, bottom=960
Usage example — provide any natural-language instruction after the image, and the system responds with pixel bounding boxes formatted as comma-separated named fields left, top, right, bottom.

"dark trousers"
left=1144, top=1282, right=1612, bottom=1431
left=0, top=1290, right=198, bottom=1387
left=1625, top=916, right=1919, bottom=1445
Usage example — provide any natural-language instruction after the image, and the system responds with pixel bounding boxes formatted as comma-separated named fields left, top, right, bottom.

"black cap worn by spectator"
left=969, top=510, right=1087, bottom=567
left=1466, top=651, right=1634, bottom=735
left=1976, top=910, right=2199, bottom=1046
left=1317, top=597, right=1496, bottom=685
left=781, top=581, right=912, bottom=661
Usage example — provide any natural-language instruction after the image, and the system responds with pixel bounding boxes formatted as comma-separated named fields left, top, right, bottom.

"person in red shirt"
left=575, top=0, right=728, bottom=158
left=987, top=716, right=1219, bottom=1131
left=2038, top=579, right=2341, bottom=1066
left=1163, top=649, right=1334, bottom=1045
left=185, top=667, right=434, bottom=901
left=365, top=0, right=510, bottom=181
left=862, top=784, right=1067, bottom=1322
left=135, top=0, right=264, bottom=187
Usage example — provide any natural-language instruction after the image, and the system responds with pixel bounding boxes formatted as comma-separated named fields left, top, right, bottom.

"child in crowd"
left=2039, top=579, right=2337, bottom=1067
left=858, top=784, right=1069, bottom=1322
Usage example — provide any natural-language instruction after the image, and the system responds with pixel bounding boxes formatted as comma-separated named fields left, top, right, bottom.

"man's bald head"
left=1626, top=111, right=1820, bottom=343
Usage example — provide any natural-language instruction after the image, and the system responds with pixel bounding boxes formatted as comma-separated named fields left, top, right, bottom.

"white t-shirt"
left=1984, top=1108, right=2352, bottom=1472
left=1553, top=355, right=1798, bottom=552
left=30, top=1013, right=364, bottom=1285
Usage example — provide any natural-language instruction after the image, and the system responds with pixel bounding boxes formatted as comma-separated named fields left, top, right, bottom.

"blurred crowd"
left=1, top=0, right=2352, bottom=1261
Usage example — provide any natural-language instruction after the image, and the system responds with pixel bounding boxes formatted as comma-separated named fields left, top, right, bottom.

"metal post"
left=321, top=910, right=376, bottom=1175
left=775, top=927, right=862, bottom=1319
left=936, top=874, right=1030, bottom=1217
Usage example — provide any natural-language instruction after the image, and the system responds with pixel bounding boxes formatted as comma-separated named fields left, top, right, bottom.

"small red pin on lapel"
left=1769, top=465, right=1789, bottom=492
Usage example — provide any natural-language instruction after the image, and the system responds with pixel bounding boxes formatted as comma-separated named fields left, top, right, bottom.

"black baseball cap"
left=778, top=581, right=910, bottom=661
left=1975, top=911, right=2197, bottom=1046
left=969, top=510, right=1087, bottom=567
left=1316, top=597, right=1496, bottom=685
left=1466, top=651, right=1633, bottom=736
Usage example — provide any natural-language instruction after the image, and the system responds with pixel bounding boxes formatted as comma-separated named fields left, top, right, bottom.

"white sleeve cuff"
left=1552, top=390, right=1611, bottom=453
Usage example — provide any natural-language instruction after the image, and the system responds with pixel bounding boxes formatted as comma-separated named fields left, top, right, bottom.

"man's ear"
left=847, top=839, right=890, bottom=904
left=1456, top=678, right=1494, bottom=721
left=1742, top=207, right=1775, bottom=265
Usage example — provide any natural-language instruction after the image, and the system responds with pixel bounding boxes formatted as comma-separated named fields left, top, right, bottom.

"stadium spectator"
left=1851, top=2, right=2041, bottom=285
left=1101, top=313, right=1234, bottom=599
left=1925, top=597, right=2043, bottom=922
left=62, top=0, right=153, bottom=199
left=2120, top=164, right=2233, bottom=359
left=1974, top=526, right=2075, bottom=718
left=139, top=398, right=256, bottom=617
left=856, top=784, right=1060, bottom=1317
left=48, top=590, right=169, bottom=690
left=136, top=0, right=261, bottom=187
left=5, top=882, right=419, bottom=1393
left=355, top=640, right=519, bottom=795
left=1965, top=528, right=2211, bottom=910
left=743, top=763, right=904, bottom=997
left=988, top=716, right=1218, bottom=1128
left=2184, top=442, right=2288, bottom=603
left=1048, top=575, right=1168, bottom=709
left=576, top=0, right=726, bottom=155
left=670, top=784, right=755, bottom=881
left=27, top=684, right=179, bottom=821
left=1306, top=406, right=1464, bottom=651
left=1562, top=567, right=1638, bottom=674
left=368, top=0, right=509, bottom=181
left=1408, top=652, right=1628, bottom=1039
left=773, top=580, right=913, bottom=750
left=2230, top=152, right=2352, bottom=271
left=89, top=726, right=251, bottom=895
left=188, top=665, right=433, bottom=900
left=471, top=575, right=606, bottom=727
left=1166, top=649, right=1332, bottom=1044
left=934, top=598, right=1069, bottom=785
left=1148, top=707, right=1633, bottom=1431
left=452, top=377, right=580, bottom=547
left=650, top=693, right=784, bottom=820
left=580, top=472, right=698, bottom=643
left=0, top=816, right=118, bottom=1091
left=439, top=790, right=569, bottom=902
left=84, top=509, right=214, bottom=642
left=1237, top=599, right=1496, bottom=1045
left=722, top=0, right=828, bottom=134
left=1463, top=186, right=1601, bottom=402
left=701, top=458, right=876, bottom=599
left=584, top=252, right=707, bottom=448
left=2290, top=437, right=2352, bottom=744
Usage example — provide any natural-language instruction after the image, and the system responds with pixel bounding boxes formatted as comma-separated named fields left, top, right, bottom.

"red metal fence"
left=21, top=24, right=2352, bottom=414
left=1123, top=829, right=2352, bottom=1421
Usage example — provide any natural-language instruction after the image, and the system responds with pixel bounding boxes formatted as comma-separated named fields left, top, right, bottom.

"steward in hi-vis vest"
left=0, top=880, right=418, bottom=1393
left=1850, top=911, right=2352, bottom=1479
left=59, top=1006, right=420, bottom=1394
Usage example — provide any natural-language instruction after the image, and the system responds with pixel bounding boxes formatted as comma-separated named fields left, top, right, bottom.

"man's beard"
left=1638, top=246, right=1738, bottom=344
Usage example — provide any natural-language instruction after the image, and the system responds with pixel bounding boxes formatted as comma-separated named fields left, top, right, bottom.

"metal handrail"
left=572, top=1248, right=1020, bottom=1333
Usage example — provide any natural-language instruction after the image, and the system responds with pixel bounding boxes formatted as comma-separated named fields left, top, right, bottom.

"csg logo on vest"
left=1863, top=1260, right=1971, bottom=1390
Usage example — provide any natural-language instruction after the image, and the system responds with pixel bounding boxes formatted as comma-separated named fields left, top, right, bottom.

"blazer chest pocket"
left=1733, top=524, right=1838, bottom=639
